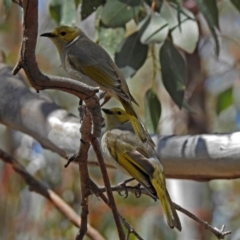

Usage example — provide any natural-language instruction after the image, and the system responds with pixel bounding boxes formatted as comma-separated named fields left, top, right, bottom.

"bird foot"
left=134, top=183, right=142, bottom=198
left=117, top=178, right=135, bottom=198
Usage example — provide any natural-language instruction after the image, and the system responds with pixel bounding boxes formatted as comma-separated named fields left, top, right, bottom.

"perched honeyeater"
left=101, top=108, right=182, bottom=231
left=40, top=26, right=154, bottom=147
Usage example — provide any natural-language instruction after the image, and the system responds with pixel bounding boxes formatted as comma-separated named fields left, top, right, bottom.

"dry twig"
left=75, top=108, right=92, bottom=239
left=98, top=184, right=231, bottom=239
left=88, top=179, right=143, bottom=240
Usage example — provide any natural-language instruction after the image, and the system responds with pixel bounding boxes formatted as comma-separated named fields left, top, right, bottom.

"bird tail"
left=119, top=98, right=155, bottom=148
left=151, top=177, right=182, bottom=231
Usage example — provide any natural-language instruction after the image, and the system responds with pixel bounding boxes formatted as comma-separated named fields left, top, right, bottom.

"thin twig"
left=173, top=203, right=231, bottom=239
left=75, top=108, right=92, bottom=240
left=98, top=184, right=231, bottom=239
left=0, top=148, right=104, bottom=240
left=88, top=179, right=143, bottom=240
left=91, top=136, right=125, bottom=239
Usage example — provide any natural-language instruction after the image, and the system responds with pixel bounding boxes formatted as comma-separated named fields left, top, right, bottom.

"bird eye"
left=117, top=111, right=122, bottom=115
left=60, top=31, right=66, bottom=36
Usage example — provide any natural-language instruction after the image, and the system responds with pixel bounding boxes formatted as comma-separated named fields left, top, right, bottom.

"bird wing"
left=66, top=42, right=133, bottom=103
left=107, top=131, right=156, bottom=192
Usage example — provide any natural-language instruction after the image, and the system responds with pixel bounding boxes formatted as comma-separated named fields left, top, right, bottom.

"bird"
left=40, top=25, right=155, bottom=147
left=101, top=107, right=181, bottom=231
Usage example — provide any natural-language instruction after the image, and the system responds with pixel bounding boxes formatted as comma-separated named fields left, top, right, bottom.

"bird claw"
left=134, top=183, right=142, bottom=198
left=118, top=183, right=129, bottom=198
left=117, top=178, right=134, bottom=198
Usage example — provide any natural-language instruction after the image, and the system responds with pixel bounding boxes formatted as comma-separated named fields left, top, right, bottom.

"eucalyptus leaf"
left=195, top=0, right=219, bottom=56
left=159, top=39, right=186, bottom=108
left=49, top=0, right=62, bottom=24
left=171, top=17, right=198, bottom=54
left=98, top=26, right=125, bottom=58
left=216, top=88, right=233, bottom=115
left=144, top=88, right=161, bottom=133
left=231, top=0, right=240, bottom=13
left=160, top=2, right=198, bottom=53
left=81, top=0, right=105, bottom=20
left=61, top=0, right=76, bottom=25
left=140, top=13, right=169, bottom=44
left=101, top=0, right=141, bottom=28
left=115, top=31, right=148, bottom=79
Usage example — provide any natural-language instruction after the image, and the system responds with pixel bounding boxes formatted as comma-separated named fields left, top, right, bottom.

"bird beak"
left=101, top=108, right=113, bottom=115
left=40, top=32, right=56, bottom=38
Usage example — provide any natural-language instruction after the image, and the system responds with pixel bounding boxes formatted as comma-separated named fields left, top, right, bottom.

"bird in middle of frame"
left=101, top=107, right=182, bottom=231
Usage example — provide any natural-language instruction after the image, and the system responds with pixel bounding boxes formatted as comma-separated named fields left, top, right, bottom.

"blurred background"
left=0, top=0, right=240, bottom=239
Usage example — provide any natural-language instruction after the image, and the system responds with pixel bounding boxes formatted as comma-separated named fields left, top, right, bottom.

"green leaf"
left=160, top=3, right=199, bottom=54
left=216, top=88, right=233, bottom=115
left=115, top=31, right=148, bottom=79
left=61, top=0, right=76, bottom=25
left=81, top=0, right=105, bottom=20
left=140, top=13, right=169, bottom=44
left=101, top=0, right=141, bottom=28
left=3, top=0, right=12, bottom=13
left=49, top=0, right=62, bottom=24
left=49, top=0, right=76, bottom=25
left=144, top=88, right=161, bottom=133
left=195, top=0, right=219, bottom=56
left=196, top=0, right=219, bottom=28
left=159, top=39, right=186, bottom=108
left=98, top=26, right=125, bottom=58
left=231, top=0, right=240, bottom=13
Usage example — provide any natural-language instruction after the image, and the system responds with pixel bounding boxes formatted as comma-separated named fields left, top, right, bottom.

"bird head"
left=40, top=26, right=82, bottom=52
left=102, top=108, right=130, bottom=130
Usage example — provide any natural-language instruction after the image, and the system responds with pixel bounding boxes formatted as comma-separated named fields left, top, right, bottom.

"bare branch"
left=0, top=148, right=105, bottom=240
left=157, top=133, right=240, bottom=180
left=75, top=108, right=92, bottom=240
left=173, top=203, right=231, bottom=239
left=88, top=179, right=143, bottom=240
left=98, top=184, right=231, bottom=239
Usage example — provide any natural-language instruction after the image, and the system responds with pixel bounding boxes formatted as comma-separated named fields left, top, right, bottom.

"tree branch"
left=157, top=133, right=240, bottom=180
left=2, top=62, right=240, bottom=180
left=97, top=184, right=231, bottom=239
left=173, top=203, right=231, bottom=239
left=74, top=107, right=92, bottom=240
left=88, top=179, right=143, bottom=240
left=0, top=148, right=105, bottom=240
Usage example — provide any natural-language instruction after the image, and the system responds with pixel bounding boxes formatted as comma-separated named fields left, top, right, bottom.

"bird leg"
left=117, top=178, right=135, bottom=198
left=133, top=183, right=142, bottom=198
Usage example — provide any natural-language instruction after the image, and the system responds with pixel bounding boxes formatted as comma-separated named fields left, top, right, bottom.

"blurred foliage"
left=1, top=0, right=240, bottom=239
